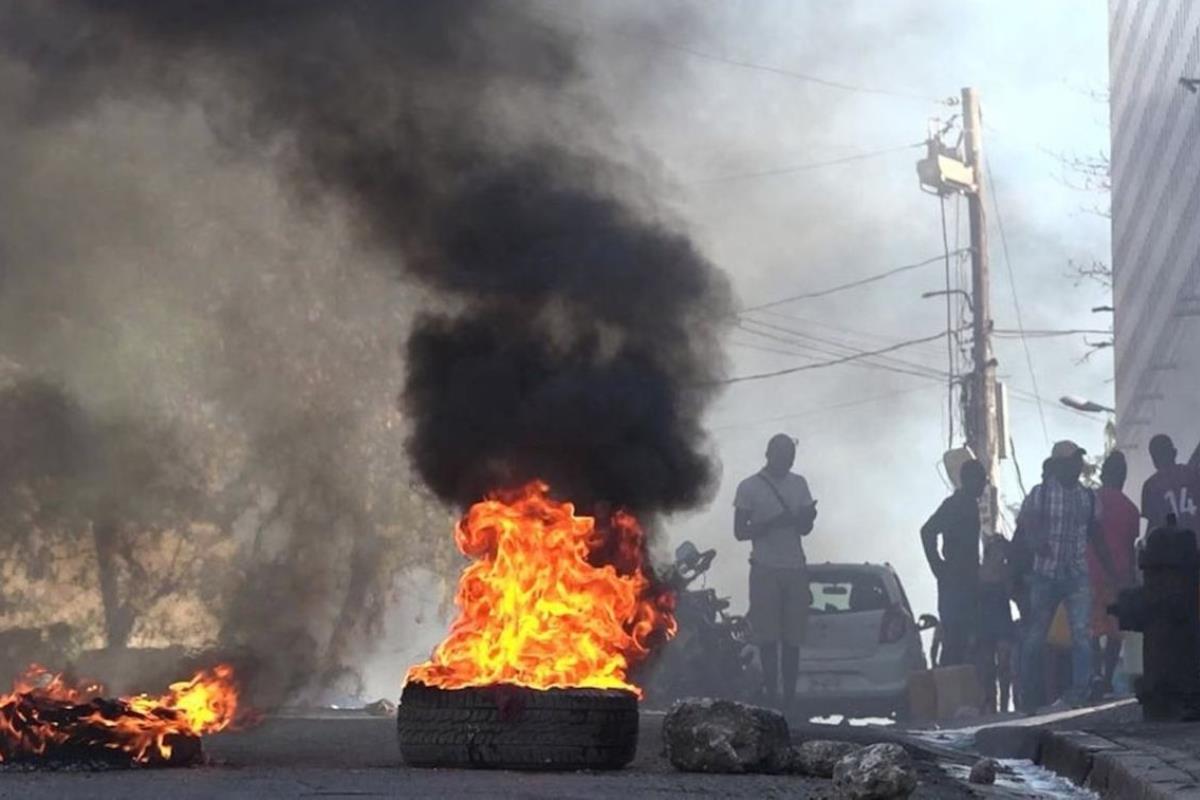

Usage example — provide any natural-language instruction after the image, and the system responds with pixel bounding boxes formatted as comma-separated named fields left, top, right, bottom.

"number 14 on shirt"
left=1166, top=487, right=1198, bottom=519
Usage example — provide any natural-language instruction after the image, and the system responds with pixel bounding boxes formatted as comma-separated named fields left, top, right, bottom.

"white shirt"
left=733, top=471, right=814, bottom=569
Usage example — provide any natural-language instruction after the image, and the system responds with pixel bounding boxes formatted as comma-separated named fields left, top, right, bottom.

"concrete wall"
left=1110, top=0, right=1200, bottom=499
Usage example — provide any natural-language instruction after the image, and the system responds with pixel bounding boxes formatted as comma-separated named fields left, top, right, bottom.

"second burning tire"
left=397, top=682, right=638, bottom=770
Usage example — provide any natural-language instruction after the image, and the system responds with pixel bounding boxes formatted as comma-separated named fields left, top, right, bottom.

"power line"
left=938, top=194, right=956, bottom=448
left=1009, top=388, right=1094, bottom=420
left=616, top=32, right=943, bottom=103
left=739, top=251, right=970, bottom=313
left=733, top=331, right=949, bottom=385
left=994, top=328, right=1112, bottom=338
left=728, top=333, right=948, bottom=384
left=736, top=315, right=950, bottom=373
left=953, top=194, right=971, bottom=386
left=735, top=317, right=949, bottom=382
left=715, top=331, right=951, bottom=386
left=541, top=9, right=946, bottom=104
left=748, top=309, right=955, bottom=364
left=728, top=337, right=816, bottom=358
left=709, top=384, right=942, bottom=432
left=750, top=309, right=950, bottom=359
left=694, top=143, right=923, bottom=184
left=986, top=157, right=1049, bottom=445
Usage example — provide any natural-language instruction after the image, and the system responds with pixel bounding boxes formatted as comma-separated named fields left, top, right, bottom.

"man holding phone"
left=734, top=433, right=818, bottom=712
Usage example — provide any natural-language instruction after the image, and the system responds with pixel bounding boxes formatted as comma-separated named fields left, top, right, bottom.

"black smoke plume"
left=2, top=0, right=729, bottom=512
left=0, top=0, right=730, bottom=700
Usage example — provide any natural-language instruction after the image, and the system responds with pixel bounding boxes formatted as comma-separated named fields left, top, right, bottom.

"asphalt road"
left=0, top=712, right=981, bottom=799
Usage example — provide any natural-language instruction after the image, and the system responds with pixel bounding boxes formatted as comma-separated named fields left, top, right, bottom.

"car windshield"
left=808, top=572, right=890, bottom=614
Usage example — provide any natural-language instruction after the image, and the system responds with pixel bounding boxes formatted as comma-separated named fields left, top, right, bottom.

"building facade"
left=1110, top=0, right=1200, bottom=489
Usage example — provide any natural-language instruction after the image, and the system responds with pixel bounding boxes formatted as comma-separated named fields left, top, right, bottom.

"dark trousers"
left=938, top=578, right=978, bottom=667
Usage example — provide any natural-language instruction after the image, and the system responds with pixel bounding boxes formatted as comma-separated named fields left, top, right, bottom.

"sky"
left=541, top=0, right=1114, bottom=619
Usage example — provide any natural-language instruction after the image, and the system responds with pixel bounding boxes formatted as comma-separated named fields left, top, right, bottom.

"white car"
left=794, top=562, right=928, bottom=719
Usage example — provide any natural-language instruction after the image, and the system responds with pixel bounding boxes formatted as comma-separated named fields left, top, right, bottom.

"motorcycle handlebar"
left=672, top=547, right=718, bottom=588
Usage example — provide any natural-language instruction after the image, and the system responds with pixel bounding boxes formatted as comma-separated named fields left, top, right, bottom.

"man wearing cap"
left=1141, top=433, right=1200, bottom=536
left=1017, top=441, right=1116, bottom=709
left=734, top=433, right=817, bottom=712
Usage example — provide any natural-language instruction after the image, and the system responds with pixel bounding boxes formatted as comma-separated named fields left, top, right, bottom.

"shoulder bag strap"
left=757, top=472, right=794, bottom=515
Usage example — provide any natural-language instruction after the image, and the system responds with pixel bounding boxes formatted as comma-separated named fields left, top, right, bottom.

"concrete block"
left=931, top=665, right=978, bottom=720
left=905, top=670, right=937, bottom=723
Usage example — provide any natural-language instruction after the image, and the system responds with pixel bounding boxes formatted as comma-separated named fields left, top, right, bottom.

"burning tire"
left=397, top=682, right=638, bottom=770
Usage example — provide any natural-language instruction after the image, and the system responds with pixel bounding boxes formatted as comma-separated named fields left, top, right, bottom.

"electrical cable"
left=993, top=328, right=1112, bottom=338
left=709, top=384, right=942, bottom=432
left=715, top=331, right=951, bottom=386
left=1010, top=435, right=1028, bottom=499
left=694, top=142, right=924, bottom=184
left=939, top=194, right=955, bottom=448
left=615, top=33, right=943, bottom=103
left=734, top=318, right=950, bottom=381
left=750, top=309, right=950, bottom=360
left=1008, top=388, right=1093, bottom=420
left=732, top=328, right=949, bottom=384
left=986, top=157, right=1050, bottom=446
left=537, top=7, right=946, bottom=103
left=739, top=251, right=970, bottom=313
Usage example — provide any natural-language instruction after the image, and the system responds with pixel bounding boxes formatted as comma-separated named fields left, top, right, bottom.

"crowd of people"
left=728, top=429, right=1200, bottom=717
left=923, top=434, right=1200, bottom=713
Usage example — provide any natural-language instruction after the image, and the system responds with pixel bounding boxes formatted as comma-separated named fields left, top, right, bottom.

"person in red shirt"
left=1088, top=451, right=1139, bottom=695
left=1141, top=434, right=1200, bottom=537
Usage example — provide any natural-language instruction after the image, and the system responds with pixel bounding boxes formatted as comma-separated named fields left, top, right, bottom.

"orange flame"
left=0, top=663, right=241, bottom=765
left=407, top=481, right=676, bottom=696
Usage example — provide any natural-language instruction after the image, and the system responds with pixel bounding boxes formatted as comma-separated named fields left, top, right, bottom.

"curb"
left=973, top=724, right=1040, bottom=761
left=1036, top=729, right=1200, bottom=799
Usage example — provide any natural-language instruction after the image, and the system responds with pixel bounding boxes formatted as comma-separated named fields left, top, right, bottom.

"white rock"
left=794, top=740, right=863, bottom=778
left=662, top=698, right=793, bottom=774
left=832, top=742, right=918, bottom=799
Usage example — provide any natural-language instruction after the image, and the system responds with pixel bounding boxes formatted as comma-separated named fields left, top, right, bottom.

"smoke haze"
left=0, top=0, right=1114, bottom=701
left=0, top=0, right=731, bottom=704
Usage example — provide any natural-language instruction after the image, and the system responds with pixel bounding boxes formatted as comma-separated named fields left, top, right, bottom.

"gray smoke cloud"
left=0, top=1, right=731, bottom=704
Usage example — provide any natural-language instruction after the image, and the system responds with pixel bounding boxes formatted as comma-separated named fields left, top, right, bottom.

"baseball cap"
left=1051, top=440, right=1086, bottom=459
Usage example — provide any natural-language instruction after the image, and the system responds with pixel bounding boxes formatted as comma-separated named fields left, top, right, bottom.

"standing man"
left=734, top=433, right=817, bottom=712
left=1018, top=441, right=1117, bottom=710
left=1089, top=451, right=1139, bottom=696
left=1010, top=456, right=1057, bottom=711
left=921, top=460, right=987, bottom=666
left=1141, top=434, right=1200, bottom=535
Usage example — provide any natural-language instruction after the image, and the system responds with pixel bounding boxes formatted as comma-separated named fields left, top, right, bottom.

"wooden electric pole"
left=962, top=86, right=999, bottom=535
left=917, top=87, right=1003, bottom=533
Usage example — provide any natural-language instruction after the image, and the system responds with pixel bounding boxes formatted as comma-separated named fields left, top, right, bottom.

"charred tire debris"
left=397, top=682, right=638, bottom=770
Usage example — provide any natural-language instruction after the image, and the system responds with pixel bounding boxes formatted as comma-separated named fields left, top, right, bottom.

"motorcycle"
left=642, top=541, right=760, bottom=707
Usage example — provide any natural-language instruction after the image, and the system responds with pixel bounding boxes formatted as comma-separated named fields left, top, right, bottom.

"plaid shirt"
left=1019, top=481, right=1099, bottom=579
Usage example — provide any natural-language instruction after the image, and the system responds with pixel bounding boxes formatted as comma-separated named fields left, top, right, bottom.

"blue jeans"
left=1021, top=572, right=1092, bottom=708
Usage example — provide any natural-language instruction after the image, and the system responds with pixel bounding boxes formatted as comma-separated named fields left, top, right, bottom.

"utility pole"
left=917, top=87, right=1000, bottom=535
left=961, top=87, right=999, bottom=535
